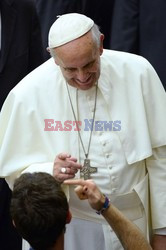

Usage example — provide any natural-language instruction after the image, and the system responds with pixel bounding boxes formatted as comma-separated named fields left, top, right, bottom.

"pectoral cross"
left=80, top=159, right=97, bottom=180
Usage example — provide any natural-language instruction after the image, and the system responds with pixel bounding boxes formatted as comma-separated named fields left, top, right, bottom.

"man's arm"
left=64, top=179, right=152, bottom=250
left=102, top=201, right=151, bottom=250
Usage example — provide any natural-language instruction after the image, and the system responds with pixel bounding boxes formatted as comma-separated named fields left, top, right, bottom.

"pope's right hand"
left=53, top=152, right=82, bottom=183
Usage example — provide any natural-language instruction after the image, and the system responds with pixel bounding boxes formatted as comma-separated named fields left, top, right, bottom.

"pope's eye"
left=64, top=68, right=75, bottom=72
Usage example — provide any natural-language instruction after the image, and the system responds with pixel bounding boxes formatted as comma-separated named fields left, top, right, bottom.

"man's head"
left=48, top=13, right=104, bottom=90
left=10, top=172, right=71, bottom=250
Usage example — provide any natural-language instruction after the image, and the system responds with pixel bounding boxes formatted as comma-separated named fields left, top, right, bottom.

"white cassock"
left=0, top=50, right=166, bottom=250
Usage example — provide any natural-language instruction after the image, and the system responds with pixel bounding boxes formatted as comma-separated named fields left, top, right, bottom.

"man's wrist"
left=96, top=195, right=110, bottom=215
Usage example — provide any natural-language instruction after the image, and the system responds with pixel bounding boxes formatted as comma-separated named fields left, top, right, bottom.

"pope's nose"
left=76, top=69, right=89, bottom=83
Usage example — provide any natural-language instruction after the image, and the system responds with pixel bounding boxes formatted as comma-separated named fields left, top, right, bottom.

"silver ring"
left=61, top=167, right=67, bottom=174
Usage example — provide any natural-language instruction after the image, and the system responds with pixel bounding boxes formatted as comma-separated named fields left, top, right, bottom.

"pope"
left=0, top=13, right=166, bottom=250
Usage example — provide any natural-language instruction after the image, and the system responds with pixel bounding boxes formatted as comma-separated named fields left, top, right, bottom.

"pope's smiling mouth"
left=75, top=75, right=92, bottom=85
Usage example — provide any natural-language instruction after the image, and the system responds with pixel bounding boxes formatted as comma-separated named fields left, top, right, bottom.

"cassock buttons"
left=112, top=176, right=116, bottom=181
left=106, top=153, right=112, bottom=158
left=112, top=188, right=117, bottom=193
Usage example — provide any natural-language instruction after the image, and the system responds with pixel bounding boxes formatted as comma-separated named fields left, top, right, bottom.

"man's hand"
left=64, top=179, right=105, bottom=211
left=53, top=153, right=82, bottom=183
left=151, top=234, right=166, bottom=250
left=65, top=179, right=152, bottom=250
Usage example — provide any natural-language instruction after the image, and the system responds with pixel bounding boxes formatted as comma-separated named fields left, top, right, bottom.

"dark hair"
left=10, top=172, right=69, bottom=250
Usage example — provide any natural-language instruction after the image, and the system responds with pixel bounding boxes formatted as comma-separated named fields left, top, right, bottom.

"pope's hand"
left=64, top=179, right=105, bottom=211
left=53, top=153, right=82, bottom=183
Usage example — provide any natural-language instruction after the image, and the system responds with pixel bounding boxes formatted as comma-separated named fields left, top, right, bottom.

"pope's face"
left=53, top=32, right=104, bottom=90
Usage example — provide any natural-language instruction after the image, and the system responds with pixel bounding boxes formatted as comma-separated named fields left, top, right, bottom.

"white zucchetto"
left=48, top=13, right=94, bottom=48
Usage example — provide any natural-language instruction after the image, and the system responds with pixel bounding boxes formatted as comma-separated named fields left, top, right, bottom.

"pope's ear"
left=46, top=47, right=50, bottom=53
left=66, top=210, right=72, bottom=224
left=99, top=34, right=104, bottom=55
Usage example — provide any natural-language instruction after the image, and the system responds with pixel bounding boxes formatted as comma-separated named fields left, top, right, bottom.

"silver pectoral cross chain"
left=66, top=82, right=98, bottom=180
